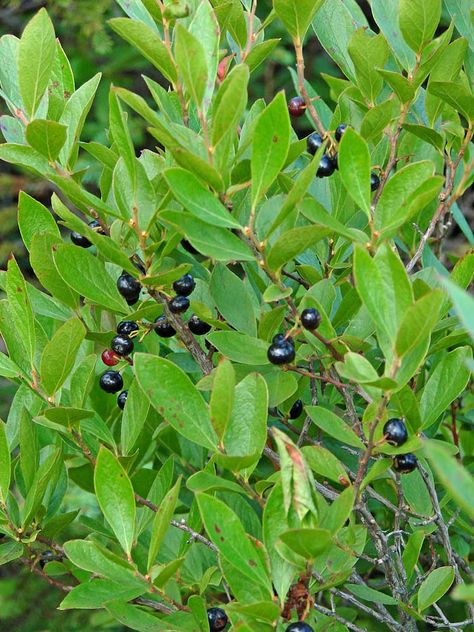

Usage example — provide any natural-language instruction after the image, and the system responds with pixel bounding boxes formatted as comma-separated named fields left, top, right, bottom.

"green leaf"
left=302, top=445, right=350, bottom=486
left=40, top=318, right=86, bottom=396
left=212, top=64, right=249, bottom=146
left=209, top=359, right=235, bottom=441
left=251, top=91, right=290, bottom=205
left=121, top=378, right=150, bottom=455
left=347, top=584, right=398, bottom=606
left=306, top=406, right=364, bottom=449
left=175, top=24, right=208, bottom=107
left=59, top=579, right=144, bottom=610
left=54, top=244, right=129, bottom=313
left=109, top=90, right=136, bottom=183
left=427, top=80, right=474, bottom=123
left=6, top=256, right=35, bottom=366
left=399, top=0, right=442, bottom=53
left=442, top=277, right=474, bottom=341
left=377, top=69, right=415, bottom=103
left=18, top=191, right=59, bottom=251
left=108, top=18, right=176, bottom=84
left=0, top=143, right=54, bottom=176
left=338, top=127, right=371, bottom=217
left=267, top=225, right=331, bottom=272
left=164, top=168, right=240, bottom=229
left=321, top=486, right=354, bottom=534
left=273, top=0, right=325, bottom=40
left=395, top=290, right=443, bottom=357
left=371, top=0, right=415, bottom=69
left=0, top=420, right=11, bottom=503
left=0, top=352, right=21, bottom=379
left=452, top=584, right=474, bottom=602
left=134, top=353, right=218, bottom=450
left=106, top=601, right=169, bottom=631
left=63, top=540, right=138, bottom=582
left=419, top=347, right=472, bottom=428
left=147, top=478, right=181, bottom=573
left=18, top=8, right=56, bottom=117
left=423, top=440, right=474, bottom=521
left=43, top=407, right=94, bottom=427
left=279, top=528, right=331, bottom=559
left=417, top=566, right=454, bottom=611
left=402, top=531, right=425, bottom=581
left=206, top=331, right=270, bottom=365
left=25, top=119, right=67, bottom=162
left=348, top=30, right=389, bottom=104
left=94, top=447, right=136, bottom=555
left=210, top=265, right=256, bottom=336
left=0, top=541, right=23, bottom=566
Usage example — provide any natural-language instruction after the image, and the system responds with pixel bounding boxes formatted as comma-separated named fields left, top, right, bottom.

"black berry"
left=335, top=123, right=348, bottom=142
left=111, top=335, right=134, bottom=357
left=173, top=273, right=195, bottom=297
left=383, top=418, right=408, bottom=447
left=307, top=132, right=323, bottom=155
left=154, top=315, right=176, bottom=338
left=99, top=370, right=123, bottom=394
left=181, top=239, right=198, bottom=254
left=370, top=171, right=380, bottom=192
left=272, top=333, right=287, bottom=345
left=169, top=295, right=190, bottom=314
left=286, top=623, right=314, bottom=632
left=117, top=320, right=139, bottom=336
left=207, top=607, right=228, bottom=632
left=88, top=219, right=105, bottom=234
left=316, top=154, right=335, bottom=178
left=39, top=550, right=55, bottom=569
left=117, top=390, right=128, bottom=410
left=393, top=453, right=417, bottom=474
left=289, top=399, right=303, bottom=419
left=188, top=315, right=212, bottom=335
left=301, top=308, right=322, bottom=330
left=288, top=96, right=306, bottom=118
left=71, top=231, right=92, bottom=248
left=331, top=152, right=338, bottom=169
left=117, top=273, right=141, bottom=301
left=267, top=340, right=295, bottom=365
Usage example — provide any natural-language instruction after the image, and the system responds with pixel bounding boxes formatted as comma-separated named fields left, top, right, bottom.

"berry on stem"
left=370, top=171, right=380, bottom=192
left=316, top=154, right=335, bottom=178
left=111, top=334, right=134, bottom=357
left=288, top=96, right=306, bottom=117
left=88, top=219, right=105, bottom=234
left=173, top=273, right=195, bottom=297
left=335, top=123, right=348, bottom=142
left=207, top=607, right=228, bottom=632
left=301, top=308, right=322, bottom=330
left=71, top=231, right=92, bottom=248
left=117, top=273, right=141, bottom=301
left=272, top=333, right=287, bottom=345
left=101, top=349, right=119, bottom=367
left=393, top=453, right=417, bottom=473
left=39, top=550, right=55, bottom=569
left=188, top=314, right=212, bottom=335
left=383, top=418, right=408, bottom=447
left=267, top=339, right=295, bottom=365
left=117, top=320, right=139, bottom=336
left=154, top=315, right=176, bottom=338
left=99, top=370, right=123, bottom=394
left=289, top=399, right=303, bottom=419
left=169, top=295, right=190, bottom=314
left=286, top=623, right=314, bottom=632
left=307, top=132, right=323, bottom=155
left=117, top=390, right=128, bottom=410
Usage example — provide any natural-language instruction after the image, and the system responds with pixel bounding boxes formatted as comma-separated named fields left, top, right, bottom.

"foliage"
left=0, top=1, right=474, bottom=631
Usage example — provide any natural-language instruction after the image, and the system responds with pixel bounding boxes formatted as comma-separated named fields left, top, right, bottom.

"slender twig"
left=312, top=602, right=367, bottom=632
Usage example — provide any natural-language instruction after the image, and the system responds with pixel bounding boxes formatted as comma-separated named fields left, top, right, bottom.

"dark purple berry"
left=289, top=399, right=303, bottom=419
left=370, top=171, right=380, bottom=192
left=111, top=335, right=134, bottom=357
left=286, top=623, right=314, bottom=632
left=173, top=273, right=195, bottom=297
left=117, top=320, right=139, bottom=336
left=272, top=333, right=287, bottom=345
left=267, top=341, right=295, bottom=365
left=117, top=273, right=141, bottom=301
left=383, top=419, right=408, bottom=447
left=169, top=295, right=190, bottom=314
left=316, top=154, right=335, bottom=178
left=71, top=231, right=92, bottom=248
left=188, top=315, right=211, bottom=335
left=207, top=607, right=228, bottom=632
left=393, top=453, right=417, bottom=474
left=288, top=96, right=306, bottom=118
left=307, top=132, right=323, bottom=155
left=335, top=123, right=348, bottom=142
left=117, top=390, right=128, bottom=410
left=99, top=370, right=123, bottom=394
left=154, top=315, right=176, bottom=338
left=301, top=308, right=322, bottom=330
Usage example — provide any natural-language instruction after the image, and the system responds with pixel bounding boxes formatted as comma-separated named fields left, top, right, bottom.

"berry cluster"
left=154, top=274, right=212, bottom=337
left=267, top=308, right=321, bottom=366
left=99, top=319, right=139, bottom=409
left=383, top=418, right=417, bottom=473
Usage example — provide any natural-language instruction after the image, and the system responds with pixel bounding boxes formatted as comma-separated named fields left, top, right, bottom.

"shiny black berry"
left=173, top=273, right=195, bottom=297
left=272, top=333, right=287, bottom=345
left=383, top=418, right=408, bottom=447
left=154, top=315, right=176, bottom=338
left=307, top=132, right=323, bottom=155
left=169, top=295, right=190, bottom=314
left=316, top=154, right=335, bottom=178
left=301, top=308, right=322, bottom=330
left=393, top=453, right=417, bottom=474
left=289, top=399, right=303, bottom=419
left=288, top=96, right=306, bottom=117
left=111, top=335, right=134, bottom=357
left=207, top=607, right=228, bottom=632
left=331, top=152, right=339, bottom=170
left=99, top=370, right=123, bottom=394
left=268, top=340, right=295, bottom=365
left=117, top=390, right=128, bottom=410
left=71, top=231, right=92, bottom=248
left=335, top=123, right=348, bottom=142
left=286, top=623, right=314, bottom=632
left=117, top=320, right=139, bottom=336
left=117, top=273, right=141, bottom=301
left=39, top=550, right=55, bottom=569
left=370, top=171, right=380, bottom=192
left=188, top=315, right=211, bottom=335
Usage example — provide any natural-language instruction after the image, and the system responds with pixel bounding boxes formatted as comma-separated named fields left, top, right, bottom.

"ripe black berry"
left=289, top=399, right=303, bottom=419
left=393, top=453, right=417, bottom=474
left=117, top=273, right=141, bottom=301
left=370, top=171, right=380, bottom=192
left=301, top=308, right=322, bottom=330
left=117, top=390, right=128, bottom=410
left=117, top=320, right=139, bottom=336
left=268, top=340, right=295, bottom=365
left=286, top=623, right=314, bottom=632
left=88, top=219, right=105, bottom=233
left=335, top=123, right=348, bottom=142
left=111, top=335, right=134, bottom=357
left=307, top=132, right=323, bottom=155
left=316, top=154, right=335, bottom=178
left=188, top=314, right=212, bottom=335
left=331, top=152, right=338, bottom=170
left=288, top=96, right=306, bottom=118
left=173, top=273, right=195, bottom=297
left=383, top=418, right=408, bottom=447
left=99, top=370, right=123, bottom=394
left=207, top=607, right=228, bottom=632
left=71, top=231, right=92, bottom=248
left=272, top=333, right=287, bottom=345
left=169, top=295, right=190, bottom=314
left=39, top=550, right=55, bottom=569
left=154, top=315, right=176, bottom=338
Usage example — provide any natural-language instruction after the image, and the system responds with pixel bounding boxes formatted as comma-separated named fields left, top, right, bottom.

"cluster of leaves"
left=0, top=0, right=473, bottom=630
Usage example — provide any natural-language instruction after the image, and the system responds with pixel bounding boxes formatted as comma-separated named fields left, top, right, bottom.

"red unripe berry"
left=101, top=349, right=119, bottom=367
left=288, top=96, right=306, bottom=117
